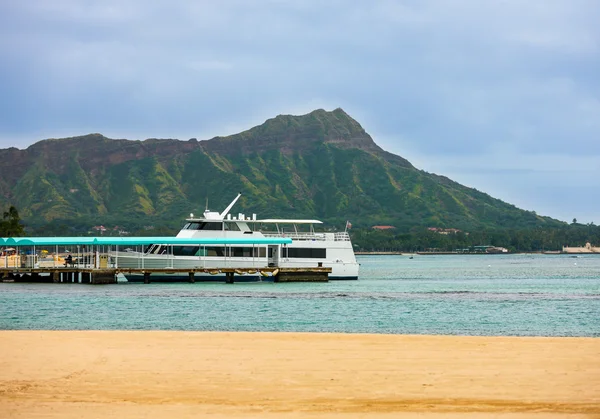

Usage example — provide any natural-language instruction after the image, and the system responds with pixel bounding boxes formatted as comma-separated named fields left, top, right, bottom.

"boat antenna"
left=205, top=197, right=208, bottom=211
left=220, top=193, right=242, bottom=219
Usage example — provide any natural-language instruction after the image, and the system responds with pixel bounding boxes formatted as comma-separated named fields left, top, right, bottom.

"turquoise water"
left=1, top=254, right=599, bottom=336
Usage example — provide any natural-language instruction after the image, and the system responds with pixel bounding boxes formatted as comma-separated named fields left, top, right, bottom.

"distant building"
left=372, top=225, right=396, bottom=230
left=471, top=245, right=508, bottom=253
left=89, top=225, right=129, bottom=236
left=486, top=246, right=509, bottom=254
left=562, top=243, right=600, bottom=253
left=428, top=227, right=462, bottom=235
left=112, top=226, right=129, bottom=236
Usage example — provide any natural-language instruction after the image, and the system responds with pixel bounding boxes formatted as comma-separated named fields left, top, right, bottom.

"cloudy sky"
left=1, top=0, right=598, bottom=223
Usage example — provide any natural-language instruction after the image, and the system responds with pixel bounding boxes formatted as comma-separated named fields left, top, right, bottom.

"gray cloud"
left=0, top=0, right=599, bottom=223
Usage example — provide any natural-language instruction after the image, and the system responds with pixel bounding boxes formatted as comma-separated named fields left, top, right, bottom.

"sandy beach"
left=0, top=331, right=599, bottom=418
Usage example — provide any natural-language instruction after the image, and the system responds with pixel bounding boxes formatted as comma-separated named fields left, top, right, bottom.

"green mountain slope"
left=0, top=108, right=564, bottom=232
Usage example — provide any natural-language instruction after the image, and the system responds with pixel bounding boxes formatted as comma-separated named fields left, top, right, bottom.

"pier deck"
left=0, top=266, right=332, bottom=284
left=1, top=235, right=332, bottom=283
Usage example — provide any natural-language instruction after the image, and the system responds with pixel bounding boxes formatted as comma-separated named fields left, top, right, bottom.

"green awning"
left=0, top=236, right=292, bottom=246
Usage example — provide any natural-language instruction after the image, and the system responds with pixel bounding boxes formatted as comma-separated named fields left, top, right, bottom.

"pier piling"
left=2, top=266, right=331, bottom=284
left=90, top=270, right=117, bottom=285
left=81, top=272, right=91, bottom=284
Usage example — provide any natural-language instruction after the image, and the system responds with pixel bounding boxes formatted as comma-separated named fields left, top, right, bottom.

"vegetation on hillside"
left=0, top=108, right=575, bottom=244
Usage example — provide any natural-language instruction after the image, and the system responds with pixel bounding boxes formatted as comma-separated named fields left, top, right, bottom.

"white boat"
left=117, top=193, right=359, bottom=281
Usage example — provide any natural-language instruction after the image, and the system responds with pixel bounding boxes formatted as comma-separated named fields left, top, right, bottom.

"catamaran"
left=117, top=193, right=359, bottom=281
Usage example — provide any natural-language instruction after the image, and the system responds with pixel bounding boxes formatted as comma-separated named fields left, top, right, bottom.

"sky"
left=1, top=0, right=599, bottom=224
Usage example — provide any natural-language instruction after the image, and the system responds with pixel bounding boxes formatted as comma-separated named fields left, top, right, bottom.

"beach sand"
left=0, top=331, right=598, bottom=418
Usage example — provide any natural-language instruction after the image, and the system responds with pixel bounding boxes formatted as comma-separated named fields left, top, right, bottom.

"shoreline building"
left=562, top=242, right=600, bottom=254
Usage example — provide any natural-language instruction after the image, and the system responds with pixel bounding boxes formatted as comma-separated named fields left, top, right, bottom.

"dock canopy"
left=0, top=236, right=292, bottom=247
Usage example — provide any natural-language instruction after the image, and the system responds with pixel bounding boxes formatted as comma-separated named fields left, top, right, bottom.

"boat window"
left=228, top=247, right=266, bottom=257
left=205, top=246, right=226, bottom=257
left=224, top=222, right=240, bottom=231
left=283, top=248, right=326, bottom=259
left=145, top=245, right=167, bottom=254
left=172, top=246, right=200, bottom=256
left=183, top=222, right=224, bottom=230
left=196, top=222, right=223, bottom=231
left=230, top=247, right=249, bottom=257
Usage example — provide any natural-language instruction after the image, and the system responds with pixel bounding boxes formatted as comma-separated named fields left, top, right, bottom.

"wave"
left=120, top=290, right=600, bottom=301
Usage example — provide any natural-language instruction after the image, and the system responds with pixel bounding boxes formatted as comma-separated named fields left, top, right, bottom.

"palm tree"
left=1, top=206, right=25, bottom=236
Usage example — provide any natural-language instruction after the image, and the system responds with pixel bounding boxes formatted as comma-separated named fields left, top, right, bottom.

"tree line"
left=350, top=224, right=600, bottom=253
left=3, top=204, right=599, bottom=253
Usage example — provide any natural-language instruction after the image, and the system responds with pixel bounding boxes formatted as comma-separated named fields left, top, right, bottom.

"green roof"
left=0, top=236, right=292, bottom=246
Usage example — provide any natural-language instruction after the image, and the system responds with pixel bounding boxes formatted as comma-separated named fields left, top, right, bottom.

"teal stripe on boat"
left=0, top=236, right=292, bottom=246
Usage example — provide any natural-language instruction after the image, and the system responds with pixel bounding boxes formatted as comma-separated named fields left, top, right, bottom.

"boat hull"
left=123, top=273, right=265, bottom=283
left=114, top=252, right=359, bottom=282
left=122, top=271, right=358, bottom=282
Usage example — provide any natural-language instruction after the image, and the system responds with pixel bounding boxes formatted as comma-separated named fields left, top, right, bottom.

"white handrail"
left=262, top=231, right=351, bottom=242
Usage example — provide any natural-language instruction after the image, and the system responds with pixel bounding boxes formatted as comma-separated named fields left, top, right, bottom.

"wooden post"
left=188, top=272, right=195, bottom=283
left=81, top=272, right=91, bottom=284
left=143, top=272, right=150, bottom=284
left=90, top=270, right=117, bottom=284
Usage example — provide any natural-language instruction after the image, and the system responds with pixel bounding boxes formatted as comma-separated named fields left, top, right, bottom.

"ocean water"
left=1, top=254, right=599, bottom=337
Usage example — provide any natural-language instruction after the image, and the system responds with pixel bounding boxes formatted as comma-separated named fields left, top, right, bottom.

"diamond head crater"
left=0, top=108, right=597, bottom=252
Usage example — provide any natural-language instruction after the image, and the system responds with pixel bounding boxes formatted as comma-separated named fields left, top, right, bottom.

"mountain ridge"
left=0, top=108, right=563, bottom=232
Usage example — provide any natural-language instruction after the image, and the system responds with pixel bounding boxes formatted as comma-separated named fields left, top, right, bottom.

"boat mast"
left=219, top=193, right=242, bottom=220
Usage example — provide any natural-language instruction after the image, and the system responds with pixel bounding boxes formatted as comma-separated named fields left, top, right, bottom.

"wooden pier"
left=1, top=235, right=331, bottom=284
left=0, top=266, right=332, bottom=284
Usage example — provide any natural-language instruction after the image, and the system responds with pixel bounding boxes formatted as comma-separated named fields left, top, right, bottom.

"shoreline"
left=356, top=251, right=600, bottom=255
left=1, top=330, right=599, bottom=418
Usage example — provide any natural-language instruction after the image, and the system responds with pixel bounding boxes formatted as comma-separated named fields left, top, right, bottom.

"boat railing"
left=334, top=232, right=351, bottom=241
left=262, top=232, right=351, bottom=242
left=262, top=232, right=327, bottom=241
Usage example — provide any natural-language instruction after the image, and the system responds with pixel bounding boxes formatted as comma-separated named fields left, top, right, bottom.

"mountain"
left=0, top=108, right=563, bottom=233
